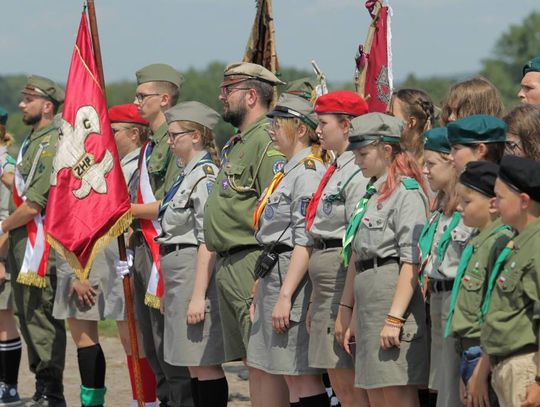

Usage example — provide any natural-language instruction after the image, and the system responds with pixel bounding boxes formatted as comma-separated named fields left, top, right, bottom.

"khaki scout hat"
left=222, top=62, right=285, bottom=87
left=135, top=63, right=183, bottom=88
left=347, top=112, right=404, bottom=150
left=267, top=77, right=318, bottom=129
left=165, top=101, right=220, bottom=130
left=21, top=75, right=65, bottom=105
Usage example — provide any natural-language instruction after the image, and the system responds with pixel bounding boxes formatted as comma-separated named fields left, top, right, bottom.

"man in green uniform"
left=130, top=63, right=193, bottom=407
left=481, top=155, right=540, bottom=407
left=203, top=62, right=288, bottom=406
left=519, top=56, right=540, bottom=105
left=0, top=76, right=67, bottom=406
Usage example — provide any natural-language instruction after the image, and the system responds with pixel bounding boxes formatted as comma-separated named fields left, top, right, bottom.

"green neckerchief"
left=444, top=223, right=510, bottom=337
left=341, top=182, right=377, bottom=267
left=325, top=168, right=362, bottom=203
left=480, top=241, right=514, bottom=320
left=418, top=210, right=442, bottom=276
left=437, top=211, right=462, bottom=261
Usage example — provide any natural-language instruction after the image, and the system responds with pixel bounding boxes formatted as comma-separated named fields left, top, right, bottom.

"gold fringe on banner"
left=47, top=211, right=133, bottom=282
left=144, top=293, right=161, bottom=310
left=16, top=272, right=47, bottom=288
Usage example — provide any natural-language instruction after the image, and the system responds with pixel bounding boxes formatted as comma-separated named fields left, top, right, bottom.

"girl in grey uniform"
left=304, top=90, right=370, bottom=407
left=156, top=101, right=227, bottom=407
left=52, top=104, right=151, bottom=406
left=419, top=127, right=473, bottom=407
left=342, top=113, right=430, bottom=407
left=248, top=91, right=330, bottom=407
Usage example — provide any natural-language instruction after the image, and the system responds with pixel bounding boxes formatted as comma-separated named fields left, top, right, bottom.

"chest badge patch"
left=323, top=200, right=332, bottom=215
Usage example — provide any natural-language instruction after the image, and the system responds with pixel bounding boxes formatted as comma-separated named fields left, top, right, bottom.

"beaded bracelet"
left=386, top=314, right=406, bottom=324
left=384, top=319, right=403, bottom=329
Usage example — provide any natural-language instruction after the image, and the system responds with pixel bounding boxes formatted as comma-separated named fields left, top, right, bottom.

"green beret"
left=423, top=127, right=451, bottom=154
left=347, top=113, right=403, bottom=150
left=499, top=155, right=540, bottom=203
left=136, top=63, right=183, bottom=88
left=222, top=62, right=285, bottom=86
left=0, top=107, right=7, bottom=126
left=164, top=101, right=220, bottom=131
left=522, top=56, right=540, bottom=77
left=267, top=78, right=318, bottom=129
left=22, top=75, right=65, bottom=105
left=447, top=115, right=506, bottom=146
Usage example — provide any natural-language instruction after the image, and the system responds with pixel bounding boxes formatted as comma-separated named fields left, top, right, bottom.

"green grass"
left=98, top=320, right=120, bottom=338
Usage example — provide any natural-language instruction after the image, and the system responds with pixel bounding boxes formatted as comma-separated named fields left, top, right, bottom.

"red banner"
left=45, top=11, right=132, bottom=280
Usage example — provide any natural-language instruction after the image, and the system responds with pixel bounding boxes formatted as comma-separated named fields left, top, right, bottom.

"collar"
left=181, top=150, right=209, bottom=176
left=373, top=173, right=388, bottom=190
left=239, top=115, right=269, bottom=142
left=284, top=147, right=312, bottom=174
left=150, top=122, right=168, bottom=144
left=29, top=122, right=56, bottom=142
left=470, top=218, right=503, bottom=249
left=121, top=148, right=141, bottom=167
left=336, top=150, right=355, bottom=169
left=512, top=216, right=540, bottom=250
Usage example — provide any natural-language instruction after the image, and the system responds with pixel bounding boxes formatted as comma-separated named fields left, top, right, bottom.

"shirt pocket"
left=220, top=163, right=247, bottom=196
left=451, top=225, right=470, bottom=248
left=360, top=214, right=387, bottom=243
left=496, top=263, right=522, bottom=294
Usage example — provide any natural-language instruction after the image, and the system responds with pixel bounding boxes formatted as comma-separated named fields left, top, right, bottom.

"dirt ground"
left=18, top=335, right=251, bottom=406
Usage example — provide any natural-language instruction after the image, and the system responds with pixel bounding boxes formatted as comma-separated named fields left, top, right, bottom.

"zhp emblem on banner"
left=51, top=106, right=114, bottom=199
left=376, top=65, right=391, bottom=105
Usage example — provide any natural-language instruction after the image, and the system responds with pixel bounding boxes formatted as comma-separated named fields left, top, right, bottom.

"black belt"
left=217, top=245, right=260, bottom=258
left=489, top=344, right=537, bottom=367
left=313, top=239, right=342, bottom=250
left=265, top=244, right=293, bottom=255
left=428, top=278, right=455, bottom=293
left=159, top=243, right=197, bottom=256
left=356, top=257, right=399, bottom=272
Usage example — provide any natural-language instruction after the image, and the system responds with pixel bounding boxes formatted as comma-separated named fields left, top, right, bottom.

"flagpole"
left=86, top=2, right=145, bottom=406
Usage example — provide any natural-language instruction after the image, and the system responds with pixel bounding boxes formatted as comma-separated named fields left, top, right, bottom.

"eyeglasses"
left=219, top=86, right=251, bottom=98
left=268, top=119, right=281, bottom=133
left=111, top=126, right=133, bottom=135
left=135, top=92, right=161, bottom=103
left=168, top=130, right=194, bottom=141
left=505, top=140, right=522, bottom=155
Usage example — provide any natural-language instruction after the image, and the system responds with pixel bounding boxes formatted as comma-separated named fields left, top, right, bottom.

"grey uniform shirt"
left=121, top=148, right=140, bottom=203
left=156, top=150, right=217, bottom=246
left=256, top=147, right=325, bottom=248
left=425, top=214, right=474, bottom=280
left=0, top=151, right=15, bottom=222
left=352, top=174, right=428, bottom=263
left=309, top=151, right=368, bottom=240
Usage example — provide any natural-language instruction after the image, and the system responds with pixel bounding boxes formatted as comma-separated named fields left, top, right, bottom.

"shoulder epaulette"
left=202, top=164, right=214, bottom=176
left=304, top=159, right=316, bottom=171
left=401, top=178, right=419, bottom=190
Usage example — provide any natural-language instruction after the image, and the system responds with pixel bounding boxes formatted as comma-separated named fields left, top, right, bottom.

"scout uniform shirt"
left=9, top=122, right=58, bottom=225
left=204, top=116, right=285, bottom=253
left=352, top=175, right=429, bottom=263
left=148, top=122, right=180, bottom=200
left=308, top=151, right=368, bottom=240
left=0, top=150, right=15, bottom=222
left=424, top=214, right=474, bottom=280
left=156, top=151, right=217, bottom=245
left=121, top=147, right=140, bottom=203
left=481, top=217, right=540, bottom=358
left=450, top=218, right=512, bottom=341
left=255, top=147, right=325, bottom=248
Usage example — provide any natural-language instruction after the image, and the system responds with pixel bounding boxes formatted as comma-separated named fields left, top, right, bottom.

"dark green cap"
left=447, top=115, right=506, bottom=146
left=22, top=75, right=65, bottom=105
left=423, top=127, right=451, bottom=154
left=165, top=101, right=220, bottom=131
left=136, top=63, right=183, bottom=88
left=0, top=107, right=7, bottom=126
left=267, top=77, right=318, bottom=129
left=347, top=113, right=403, bottom=150
left=522, top=56, right=540, bottom=77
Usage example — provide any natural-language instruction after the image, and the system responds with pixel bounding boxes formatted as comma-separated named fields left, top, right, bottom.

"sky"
left=0, top=0, right=538, bottom=85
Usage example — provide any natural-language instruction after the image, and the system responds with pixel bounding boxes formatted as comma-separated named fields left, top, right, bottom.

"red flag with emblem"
left=355, top=0, right=393, bottom=112
left=45, top=11, right=132, bottom=281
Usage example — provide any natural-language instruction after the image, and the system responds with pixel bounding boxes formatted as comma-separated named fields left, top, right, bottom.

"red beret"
left=109, top=104, right=149, bottom=126
left=314, top=90, right=368, bottom=116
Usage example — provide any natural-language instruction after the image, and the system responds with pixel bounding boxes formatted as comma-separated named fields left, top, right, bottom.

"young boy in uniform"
left=445, top=161, right=513, bottom=407
left=481, top=155, right=540, bottom=407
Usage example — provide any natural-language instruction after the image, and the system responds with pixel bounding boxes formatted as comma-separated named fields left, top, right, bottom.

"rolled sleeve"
left=290, top=171, right=322, bottom=247
left=192, top=176, right=214, bottom=244
left=394, top=189, right=428, bottom=264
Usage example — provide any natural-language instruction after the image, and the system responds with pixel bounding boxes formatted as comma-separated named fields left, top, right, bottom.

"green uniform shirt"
left=203, top=115, right=285, bottom=253
left=9, top=122, right=58, bottom=214
left=451, top=218, right=513, bottom=341
left=148, top=122, right=180, bottom=200
left=481, top=217, right=540, bottom=357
